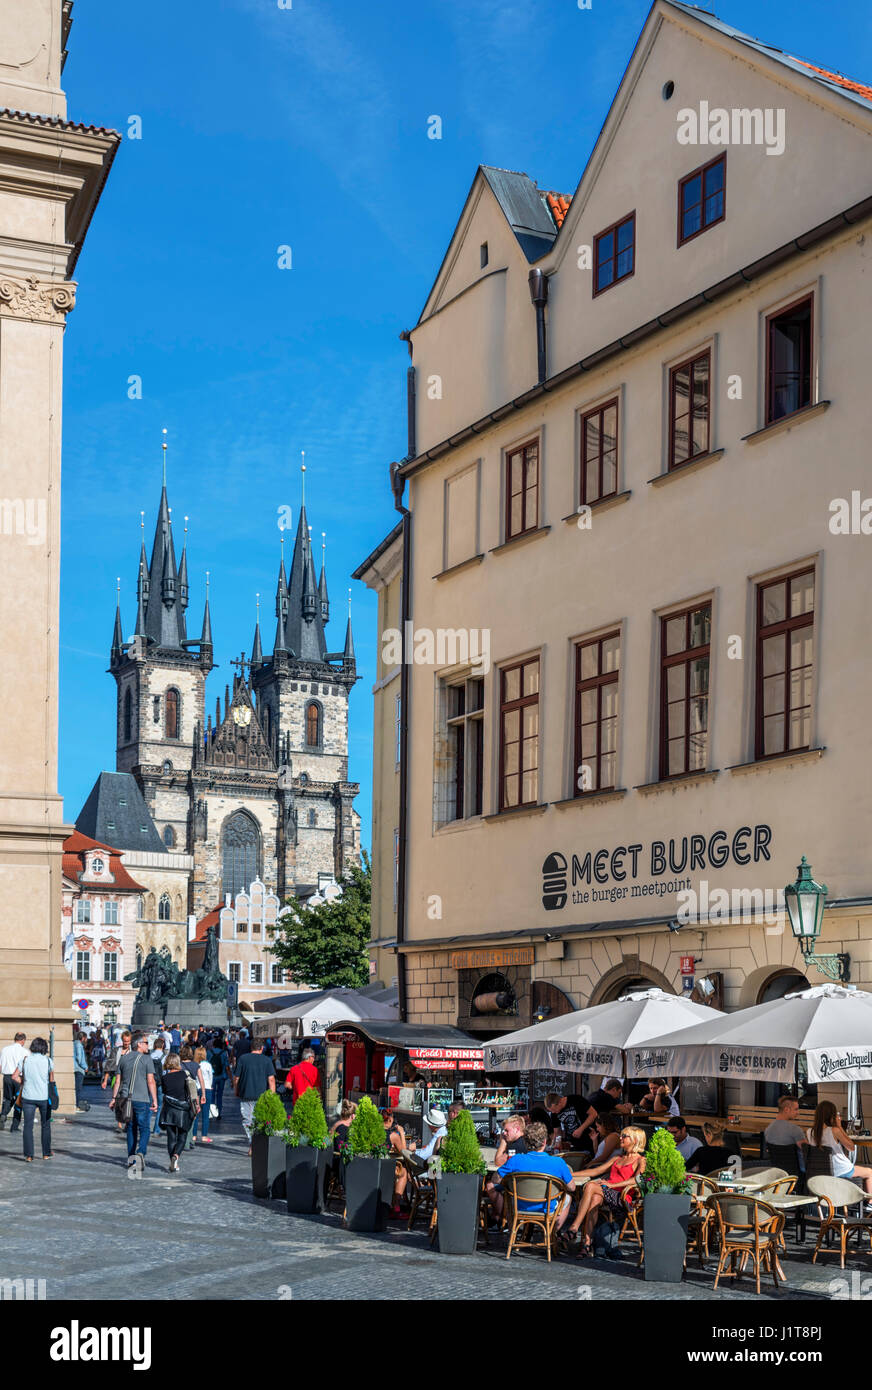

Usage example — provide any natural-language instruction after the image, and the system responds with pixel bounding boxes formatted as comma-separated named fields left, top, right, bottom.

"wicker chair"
left=704, top=1194, right=785, bottom=1294
left=686, top=1174, right=718, bottom=1265
left=403, top=1158, right=437, bottom=1232
left=502, top=1172, right=570, bottom=1262
left=805, top=1145, right=835, bottom=1180
left=807, top=1176, right=872, bottom=1269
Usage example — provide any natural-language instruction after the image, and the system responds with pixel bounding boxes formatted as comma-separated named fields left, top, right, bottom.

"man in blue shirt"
left=498, top=1122, right=575, bottom=1225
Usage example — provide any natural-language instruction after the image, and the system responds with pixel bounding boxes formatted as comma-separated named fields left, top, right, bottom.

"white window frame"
left=249, top=962, right=263, bottom=985
left=228, top=961, right=242, bottom=984
left=75, top=951, right=91, bottom=981
left=75, top=899, right=91, bottom=924
left=103, top=951, right=118, bottom=982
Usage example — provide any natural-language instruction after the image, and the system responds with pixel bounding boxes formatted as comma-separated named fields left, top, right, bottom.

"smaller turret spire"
left=318, top=531, right=329, bottom=623
left=178, top=515, right=189, bottom=611
left=251, top=592, right=263, bottom=670
left=343, top=587, right=355, bottom=667
left=111, top=577, right=124, bottom=663
left=200, top=568, right=213, bottom=653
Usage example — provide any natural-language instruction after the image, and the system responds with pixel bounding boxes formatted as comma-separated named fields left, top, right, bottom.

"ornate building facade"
left=61, top=831, right=143, bottom=1028
left=101, top=472, right=361, bottom=925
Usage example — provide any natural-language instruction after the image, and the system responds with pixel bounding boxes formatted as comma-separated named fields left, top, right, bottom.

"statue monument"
left=126, top=926, right=241, bottom=1029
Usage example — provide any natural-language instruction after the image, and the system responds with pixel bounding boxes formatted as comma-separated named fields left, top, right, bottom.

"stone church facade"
left=106, top=468, right=361, bottom=922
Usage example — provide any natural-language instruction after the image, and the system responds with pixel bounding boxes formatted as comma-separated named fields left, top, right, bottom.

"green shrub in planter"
left=251, top=1089, right=288, bottom=1138
left=346, top=1095, right=388, bottom=1160
left=285, top=1086, right=330, bottom=1149
left=437, top=1109, right=485, bottom=1254
left=638, top=1128, right=691, bottom=1284
left=440, top=1109, right=486, bottom=1176
left=637, top=1128, right=689, bottom=1195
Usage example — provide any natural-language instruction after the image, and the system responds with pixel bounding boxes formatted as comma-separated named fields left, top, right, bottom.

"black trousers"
left=166, top=1124, right=187, bottom=1160
left=1, top=1075, right=19, bottom=1128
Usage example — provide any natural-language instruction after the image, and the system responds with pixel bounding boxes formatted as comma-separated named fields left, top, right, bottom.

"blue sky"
left=59, top=0, right=872, bottom=851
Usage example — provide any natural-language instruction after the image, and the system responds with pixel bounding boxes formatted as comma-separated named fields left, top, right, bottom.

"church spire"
left=144, top=429, right=186, bottom=650
left=199, top=569, right=213, bottom=668
left=283, top=456, right=328, bottom=662
left=343, top=587, right=356, bottom=670
left=274, top=539, right=289, bottom=653
left=178, top=515, right=189, bottom=610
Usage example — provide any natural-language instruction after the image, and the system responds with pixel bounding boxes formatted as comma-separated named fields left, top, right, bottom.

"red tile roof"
left=789, top=57, right=872, bottom=104
left=193, top=907, right=221, bottom=942
left=545, top=191, right=572, bottom=229
left=62, top=830, right=145, bottom=894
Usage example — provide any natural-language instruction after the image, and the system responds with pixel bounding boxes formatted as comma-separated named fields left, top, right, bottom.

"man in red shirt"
left=285, top=1047, right=320, bottom=1105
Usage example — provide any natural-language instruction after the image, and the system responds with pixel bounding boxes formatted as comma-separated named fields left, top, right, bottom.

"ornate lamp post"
left=783, top=856, right=850, bottom=982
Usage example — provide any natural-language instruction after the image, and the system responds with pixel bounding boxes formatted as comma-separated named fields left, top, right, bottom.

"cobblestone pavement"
left=0, top=1085, right=856, bottom=1301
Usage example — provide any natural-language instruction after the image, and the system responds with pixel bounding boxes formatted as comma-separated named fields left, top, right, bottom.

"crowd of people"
left=0, top=1020, right=322, bottom=1176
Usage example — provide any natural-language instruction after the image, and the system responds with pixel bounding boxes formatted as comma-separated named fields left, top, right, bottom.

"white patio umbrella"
left=482, top=987, right=713, bottom=1075
left=625, top=984, right=872, bottom=1121
left=251, top=988, right=398, bottom=1041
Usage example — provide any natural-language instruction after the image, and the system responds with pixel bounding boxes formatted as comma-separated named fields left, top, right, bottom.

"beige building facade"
left=0, top=4, right=118, bottom=1104
left=387, top=2, right=872, bottom=1110
left=353, top=522, right=403, bottom=988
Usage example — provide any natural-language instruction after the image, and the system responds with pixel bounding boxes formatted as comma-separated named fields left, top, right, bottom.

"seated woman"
left=381, top=1108, right=408, bottom=1217
left=579, top=1113, right=622, bottom=1169
left=685, top=1120, right=732, bottom=1174
left=808, top=1101, right=872, bottom=1200
left=561, top=1127, right=647, bottom=1256
left=639, top=1079, right=680, bottom=1116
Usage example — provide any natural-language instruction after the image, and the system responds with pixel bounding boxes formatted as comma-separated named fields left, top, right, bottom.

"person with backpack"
left=150, top=1036, right=166, bottom=1134
left=208, top=1034, right=230, bottom=1119
left=73, top=1032, right=90, bottom=1111
left=89, top=1029, right=106, bottom=1078
left=12, top=1038, right=54, bottom=1161
left=102, top=1030, right=131, bottom=1137
left=110, top=1032, right=157, bottom=1176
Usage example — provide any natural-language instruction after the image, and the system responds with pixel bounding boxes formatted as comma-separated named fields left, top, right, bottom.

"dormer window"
left=91, top=858, right=105, bottom=875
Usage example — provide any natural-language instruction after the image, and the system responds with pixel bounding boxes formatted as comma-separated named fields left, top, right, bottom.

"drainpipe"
left=528, top=268, right=548, bottom=385
left=390, top=459, right=411, bottom=1023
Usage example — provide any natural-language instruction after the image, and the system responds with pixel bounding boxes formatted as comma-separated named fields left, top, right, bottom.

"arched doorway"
left=588, top=958, right=675, bottom=1006
left=755, top=968, right=814, bottom=1106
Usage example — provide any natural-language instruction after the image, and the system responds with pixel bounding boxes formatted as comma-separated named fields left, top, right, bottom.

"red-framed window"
left=669, top=349, right=711, bottom=469
left=505, top=439, right=539, bottom=540
left=594, top=212, right=636, bottom=295
left=575, top=633, right=620, bottom=795
left=499, top=658, right=539, bottom=810
left=755, top=568, right=814, bottom=759
left=660, top=602, right=711, bottom=779
left=678, top=154, right=726, bottom=245
left=580, top=399, right=619, bottom=505
left=766, top=295, right=813, bottom=424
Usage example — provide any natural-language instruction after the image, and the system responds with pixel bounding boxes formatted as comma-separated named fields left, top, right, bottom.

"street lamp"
left=784, top=856, right=850, bottom=982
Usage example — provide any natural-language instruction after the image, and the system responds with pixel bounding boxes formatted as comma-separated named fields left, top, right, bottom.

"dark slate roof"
left=327, top=1019, right=483, bottom=1049
left=480, top=166, right=561, bottom=262
left=75, top=772, right=166, bottom=854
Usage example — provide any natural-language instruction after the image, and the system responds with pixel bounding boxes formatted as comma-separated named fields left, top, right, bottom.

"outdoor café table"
left=713, top=1175, right=774, bottom=1193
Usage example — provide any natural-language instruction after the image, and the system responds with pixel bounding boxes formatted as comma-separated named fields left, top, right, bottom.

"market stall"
left=322, top=1019, right=488, bottom=1141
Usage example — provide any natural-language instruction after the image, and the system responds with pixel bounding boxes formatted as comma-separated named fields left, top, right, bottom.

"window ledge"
left=648, top=449, right=725, bottom=487
left=552, top=789, right=628, bottom=810
left=434, top=815, right=485, bottom=836
left=433, top=553, right=486, bottom=581
left=562, top=491, right=632, bottom=523
left=490, top=525, right=551, bottom=556
left=742, top=400, right=831, bottom=445
left=727, top=747, right=825, bottom=776
left=483, top=802, right=549, bottom=823
left=634, top=769, right=720, bottom=795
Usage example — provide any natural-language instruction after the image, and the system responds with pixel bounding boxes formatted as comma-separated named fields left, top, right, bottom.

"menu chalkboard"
left=675, top=1075, right=721, bottom=1116
left=521, top=1069, right=587, bottom=1107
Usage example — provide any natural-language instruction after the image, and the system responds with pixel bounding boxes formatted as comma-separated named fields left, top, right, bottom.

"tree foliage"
left=251, top=1089, right=288, bottom=1137
left=347, top=1095, right=388, bottom=1160
left=269, top=853, right=371, bottom=989
left=637, top=1128, right=689, bottom=1194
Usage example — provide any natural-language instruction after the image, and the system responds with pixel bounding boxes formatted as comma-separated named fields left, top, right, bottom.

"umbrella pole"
left=847, top=1079, right=861, bottom=1129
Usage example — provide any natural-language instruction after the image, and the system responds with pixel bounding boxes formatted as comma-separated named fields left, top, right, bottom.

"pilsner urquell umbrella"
left=625, top=984, right=872, bottom=1122
left=482, top=987, right=713, bottom=1075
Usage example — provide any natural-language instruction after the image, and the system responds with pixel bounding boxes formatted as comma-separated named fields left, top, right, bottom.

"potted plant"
left=436, top=1108, right=486, bottom=1255
left=343, top=1096, right=394, bottom=1232
left=638, top=1128, right=691, bottom=1282
left=284, top=1086, right=331, bottom=1215
left=250, top=1090, right=289, bottom=1200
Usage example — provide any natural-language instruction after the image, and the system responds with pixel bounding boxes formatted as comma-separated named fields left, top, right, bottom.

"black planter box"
left=344, top=1157, right=395, bottom=1232
left=642, top=1192, right=691, bottom=1282
left=251, top=1133, right=287, bottom=1200
left=436, top=1172, right=482, bottom=1255
left=285, top=1144, right=330, bottom=1215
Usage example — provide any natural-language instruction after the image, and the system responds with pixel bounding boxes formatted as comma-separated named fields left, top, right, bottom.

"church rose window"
left=222, top=811, right=261, bottom=900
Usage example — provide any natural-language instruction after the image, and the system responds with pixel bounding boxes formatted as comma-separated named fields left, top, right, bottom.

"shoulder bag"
left=117, top=1054, right=141, bottom=1127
